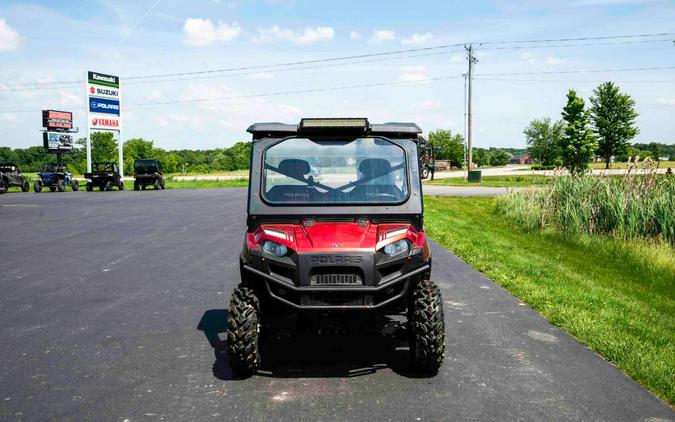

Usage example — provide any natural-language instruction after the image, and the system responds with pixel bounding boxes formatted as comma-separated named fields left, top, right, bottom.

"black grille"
left=310, top=273, right=363, bottom=286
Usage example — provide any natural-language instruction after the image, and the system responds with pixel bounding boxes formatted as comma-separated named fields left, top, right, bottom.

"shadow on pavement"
left=197, top=309, right=431, bottom=380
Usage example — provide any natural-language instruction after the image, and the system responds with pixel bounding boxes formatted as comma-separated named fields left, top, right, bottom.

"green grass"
left=424, top=196, right=675, bottom=405
left=426, top=174, right=550, bottom=188
left=163, top=178, right=248, bottom=189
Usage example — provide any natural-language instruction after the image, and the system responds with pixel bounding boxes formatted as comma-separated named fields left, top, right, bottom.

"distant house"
left=510, top=152, right=534, bottom=164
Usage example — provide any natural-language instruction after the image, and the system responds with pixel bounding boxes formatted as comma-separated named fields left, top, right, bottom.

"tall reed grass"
left=496, top=159, right=675, bottom=242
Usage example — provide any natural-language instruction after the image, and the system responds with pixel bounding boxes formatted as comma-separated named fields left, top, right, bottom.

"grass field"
left=164, top=178, right=248, bottom=189
left=424, top=196, right=675, bottom=405
left=426, top=174, right=550, bottom=187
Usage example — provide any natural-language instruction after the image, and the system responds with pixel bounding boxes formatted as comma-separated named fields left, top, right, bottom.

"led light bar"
left=299, top=118, right=369, bottom=131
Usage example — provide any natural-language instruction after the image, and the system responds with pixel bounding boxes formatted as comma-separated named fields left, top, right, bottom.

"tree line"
left=524, top=81, right=672, bottom=173
left=0, top=133, right=251, bottom=175
left=427, top=129, right=519, bottom=168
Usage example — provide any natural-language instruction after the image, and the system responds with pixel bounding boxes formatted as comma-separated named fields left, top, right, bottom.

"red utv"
left=227, top=118, right=445, bottom=376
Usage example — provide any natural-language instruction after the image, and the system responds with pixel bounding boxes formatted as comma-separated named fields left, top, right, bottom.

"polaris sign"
left=89, top=97, right=120, bottom=115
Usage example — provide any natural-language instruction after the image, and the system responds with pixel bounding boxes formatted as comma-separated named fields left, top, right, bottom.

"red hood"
left=247, top=220, right=426, bottom=254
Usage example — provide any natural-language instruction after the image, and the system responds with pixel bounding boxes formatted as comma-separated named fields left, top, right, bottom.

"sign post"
left=86, top=71, right=122, bottom=174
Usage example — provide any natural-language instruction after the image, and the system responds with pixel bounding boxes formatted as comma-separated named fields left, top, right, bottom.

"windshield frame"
left=259, top=136, right=411, bottom=207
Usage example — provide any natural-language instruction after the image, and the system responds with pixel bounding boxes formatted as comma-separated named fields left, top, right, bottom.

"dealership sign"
left=43, top=131, right=73, bottom=152
left=89, top=97, right=120, bottom=115
left=42, top=109, right=73, bottom=132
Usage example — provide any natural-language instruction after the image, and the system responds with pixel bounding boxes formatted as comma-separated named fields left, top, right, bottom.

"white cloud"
left=183, top=18, right=241, bottom=47
left=254, top=25, right=334, bottom=44
left=154, top=116, right=169, bottom=127
left=401, top=32, right=432, bottom=45
left=544, top=56, right=566, bottom=65
left=349, top=31, right=362, bottom=40
left=410, top=100, right=441, bottom=112
left=59, top=90, right=83, bottom=106
left=0, top=18, right=21, bottom=51
left=246, top=72, right=274, bottom=80
left=0, top=112, right=19, bottom=122
left=400, top=66, right=429, bottom=83
left=657, top=98, right=675, bottom=105
left=369, top=29, right=395, bottom=44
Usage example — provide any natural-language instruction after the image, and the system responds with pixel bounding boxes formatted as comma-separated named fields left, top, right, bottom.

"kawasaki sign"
left=88, top=71, right=119, bottom=88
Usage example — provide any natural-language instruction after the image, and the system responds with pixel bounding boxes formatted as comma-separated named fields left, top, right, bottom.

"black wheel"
left=71, top=180, right=79, bottom=191
left=118, top=181, right=124, bottom=191
left=141, top=184, right=146, bottom=190
left=421, top=167, right=430, bottom=179
left=33, top=180, right=42, bottom=193
left=153, top=180, right=160, bottom=190
left=226, top=286, right=260, bottom=375
left=49, top=186, right=57, bottom=192
left=408, top=279, right=445, bottom=374
left=160, top=180, right=166, bottom=190
left=86, top=182, right=93, bottom=192
left=104, top=181, right=113, bottom=191
left=0, top=180, right=6, bottom=194
left=21, top=180, right=29, bottom=192
left=134, top=180, right=139, bottom=191
left=57, top=179, right=65, bottom=192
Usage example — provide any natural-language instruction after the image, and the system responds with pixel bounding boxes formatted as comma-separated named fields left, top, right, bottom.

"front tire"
left=118, top=181, right=124, bottom=191
left=33, top=180, right=42, bottom=193
left=226, top=286, right=260, bottom=376
left=0, top=180, right=6, bottom=194
left=57, top=179, right=65, bottom=192
left=153, top=180, right=160, bottom=190
left=71, top=180, right=79, bottom=191
left=21, top=180, right=30, bottom=192
left=86, top=182, right=93, bottom=192
left=134, top=180, right=140, bottom=191
left=104, top=181, right=113, bottom=191
left=421, top=167, right=430, bottom=179
left=409, top=279, right=445, bottom=374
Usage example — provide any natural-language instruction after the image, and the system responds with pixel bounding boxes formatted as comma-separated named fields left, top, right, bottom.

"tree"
left=590, top=82, right=639, bottom=169
left=91, top=132, right=118, bottom=162
left=489, top=149, right=511, bottom=166
left=523, top=117, right=564, bottom=165
left=428, top=129, right=464, bottom=168
left=560, top=90, right=597, bottom=174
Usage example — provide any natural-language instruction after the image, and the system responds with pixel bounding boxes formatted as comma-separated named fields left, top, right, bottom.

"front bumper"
left=243, top=263, right=429, bottom=310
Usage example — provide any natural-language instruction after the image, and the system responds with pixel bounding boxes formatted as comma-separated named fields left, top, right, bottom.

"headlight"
left=383, top=239, right=409, bottom=257
left=262, top=240, right=288, bottom=257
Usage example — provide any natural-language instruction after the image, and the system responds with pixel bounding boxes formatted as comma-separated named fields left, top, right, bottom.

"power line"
left=2, top=31, right=673, bottom=88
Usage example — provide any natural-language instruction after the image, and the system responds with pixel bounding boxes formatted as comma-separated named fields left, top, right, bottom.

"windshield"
left=263, top=137, right=408, bottom=204
left=43, top=163, right=62, bottom=172
left=135, top=160, right=159, bottom=173
left=94, top=163, right=114, bottom=172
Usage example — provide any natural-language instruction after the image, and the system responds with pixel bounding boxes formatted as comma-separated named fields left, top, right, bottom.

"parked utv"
left=418, top=136, right=435, bottom=180
left=34, top=163, right=79, bottom=192
left=227, top=118, right=445, bottom=376
left=133, top=159, right=165, bottom=190
left=84, top=162, right=123, bottom=191
left=0, top=162, right=30, bottom=194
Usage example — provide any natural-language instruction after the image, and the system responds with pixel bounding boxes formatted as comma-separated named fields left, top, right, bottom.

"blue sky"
left=1, top=0, right=674, bottom=149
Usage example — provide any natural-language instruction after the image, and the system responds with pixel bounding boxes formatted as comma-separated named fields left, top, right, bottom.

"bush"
left=496, top=161, right=675, bottom=242
left=531, top=164, right=557, bottom=171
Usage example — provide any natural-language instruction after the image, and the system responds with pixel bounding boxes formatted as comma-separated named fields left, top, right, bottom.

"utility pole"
left=465, top=44, right=478, bottom=170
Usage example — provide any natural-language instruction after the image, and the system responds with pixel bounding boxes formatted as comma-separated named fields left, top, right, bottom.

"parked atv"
left=227, top=118, right=445, bottom=376
left=133, top=159, right=165, bottom=190
left=84, top=162, right=124, bottom=191
left=34, top=163, right=79, bottom=192
left=0, top=162, right=30, bottom=194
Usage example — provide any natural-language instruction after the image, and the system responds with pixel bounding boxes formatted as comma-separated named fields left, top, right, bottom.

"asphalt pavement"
left=0, top=189, right=672, bottom=421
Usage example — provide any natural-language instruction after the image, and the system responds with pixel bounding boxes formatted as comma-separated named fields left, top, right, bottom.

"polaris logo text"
left=311, top=256, right=364, bottom=264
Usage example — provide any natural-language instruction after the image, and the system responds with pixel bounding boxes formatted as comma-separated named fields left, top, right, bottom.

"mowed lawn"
left=426, top=174, right=550, bottom=188
left=424, top=196, right=675, bottom=405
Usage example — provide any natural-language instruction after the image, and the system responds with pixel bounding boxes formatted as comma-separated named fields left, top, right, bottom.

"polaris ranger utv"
left=0, top=162, right=30, bottom=193
left=133, top=159, right=165, bottom=190
left=84, top=161, right=124, bottom=191
left=227, top=118, right=445, bottom=375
